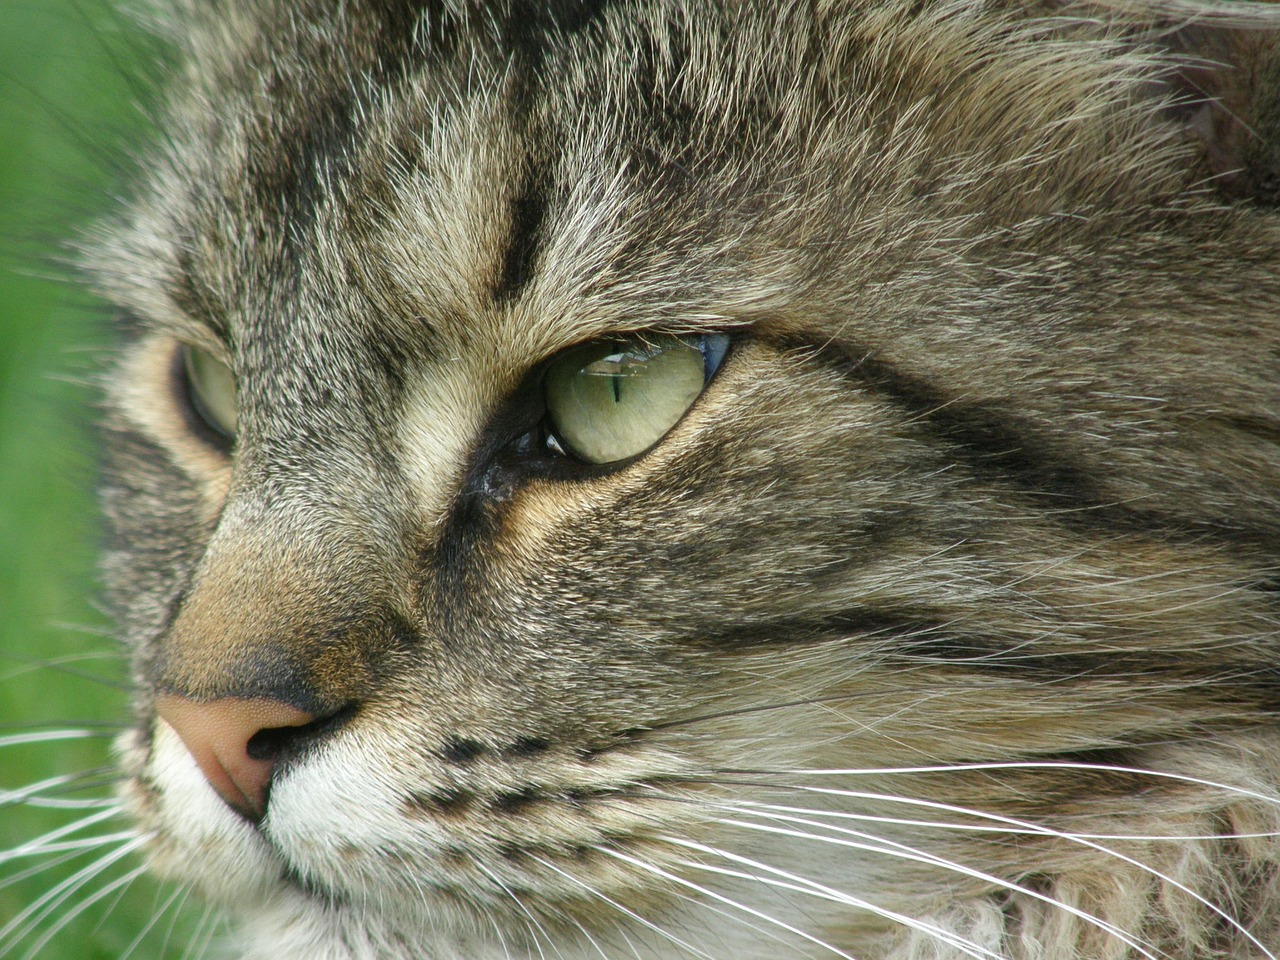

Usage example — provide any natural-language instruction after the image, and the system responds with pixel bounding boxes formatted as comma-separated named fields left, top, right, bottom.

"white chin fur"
left=137, top=721, right=285, bottom=905
left=139, top=723, right=493, bottom=958
left=137, top=721, right=888, bottom=960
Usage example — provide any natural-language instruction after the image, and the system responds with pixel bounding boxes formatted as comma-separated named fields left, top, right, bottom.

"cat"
left=28, top=0, right=1280, bottom=957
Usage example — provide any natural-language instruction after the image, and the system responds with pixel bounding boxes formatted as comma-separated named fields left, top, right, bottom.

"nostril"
left=246, top=723, right=308, bottom=763
left=155, top=694, right=323, bottom=820
left=245, top=702, right=359, bottom=762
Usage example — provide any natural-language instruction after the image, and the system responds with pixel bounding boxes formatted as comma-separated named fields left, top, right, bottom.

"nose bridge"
left=157, top=494, right=395, bottom=712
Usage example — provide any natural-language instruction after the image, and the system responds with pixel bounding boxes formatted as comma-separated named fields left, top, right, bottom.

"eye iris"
left=182, top=345, right=238, bottom=439
left=544, top=334, right=726, bottom=464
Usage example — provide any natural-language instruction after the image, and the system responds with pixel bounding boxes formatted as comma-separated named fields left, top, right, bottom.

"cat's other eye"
left=180, top=344, right=238, bottom=442
left=543, top=333, right=730, bottom=464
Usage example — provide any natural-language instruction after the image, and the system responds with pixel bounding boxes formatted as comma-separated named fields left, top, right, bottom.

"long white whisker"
left=710, top=794, right=1280, bottom=842
left=2, top=830, right=138, bottom=862
left=0, top=729, right=113, bottom=749
left=562, top=911, right=615, bottom=960
left=153, top=885, right=199, bottom=960
left=593, top=844, right=860, bottom=960
left=609, top=924, right=646, bottom=960
left=655, top=835, right=1008, bottom=960
left=178, top=902, right=222, bottom=960
left=11, top=795, right=120, bottom=811
left=529, top=853, right=718, bottom=960
left=0, top=770, right=119, bottom=809
left=677, top=820, right=1160, bottom=960
left=118, top=883, right=188, bottom=960
left=0, top=835, right=146, bottom=953
left=488, top=913, right=518, bottom=960
left=759, top=761, right=1280, bottom=808
left=0, top=846, right=94, bottom=894
left=542, top=835, right=829, bottom=959
left=709, top=781, right=1274, bottom=960
left=18, top=865, right=148, bottom=960
left=472, top=859, right=569, bottom=960
left=0, top=805, right=124, bottom=865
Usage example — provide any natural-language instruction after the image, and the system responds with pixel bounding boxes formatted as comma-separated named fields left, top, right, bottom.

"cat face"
left=90, top=2, right=1280, bottom=957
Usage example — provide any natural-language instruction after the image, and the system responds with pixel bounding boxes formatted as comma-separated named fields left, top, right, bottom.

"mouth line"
left=278, top=858, right=349, bottom=908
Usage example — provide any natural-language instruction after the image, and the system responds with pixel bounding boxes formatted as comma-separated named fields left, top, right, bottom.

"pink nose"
left=155, top=694, right=316, bottom=819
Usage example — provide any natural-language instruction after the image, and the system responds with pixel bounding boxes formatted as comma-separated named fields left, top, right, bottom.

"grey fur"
left=81, top=1, right=1280, bottom=957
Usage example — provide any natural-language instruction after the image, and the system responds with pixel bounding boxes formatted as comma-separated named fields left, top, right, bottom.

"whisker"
left=474, top=892, right=518, bottom=960
left=751, top=761, right=1280, bottom=808
left=1, top=830, right=138, bottom=864
left=492, top=919, right=519, bottom=960
left=715, top=794, right=1280, bottom=842
left=9, top=795, right=120, bottom=811
left=638, top=693, right=900, bottom=735
left=472, top=859, right=569, bottom=960
left=17, top=864, right=148, bottom=960
left=0, top=647, right=129, bottom=691
left=667, top=884, right=833, bottom=960
left=463, top=875, right=522, bottom=960
left=697, top=785, right=1274, bottom=960
left=0, top=844, right=108, bottom=894
left=655, top=834, right=1008, bottom=960
left=117, top=883, right=187, bottom=960
left=675, top=821, right=1157, bottom=960
left=178, top=903, right=223, bottom=960
left=529, top=853, right=717, bottom=960
left=1, top=773, right=120, bottom=808
left=593, top=844, right=860, bottom=960
left=607, top=924, right=646, bottom=960
left=0, top=805, right=125, bottom=865
left=770, top=781, right=1274, bottom=958
left=566, top=913, right=624, bottom=960
left=0, top=835, right=146, bottom=953
left=156, top=887, right=197, bottom=960
left=0, top=729, right=116, bottom=749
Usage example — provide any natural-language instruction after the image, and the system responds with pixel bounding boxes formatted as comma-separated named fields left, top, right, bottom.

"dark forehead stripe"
left=169, top=246, right=231, bottom=341
left=490, top=0, right=618, bottom=303
left=501, top=0, right=618, bottom=54
left=242, top=0, right=461, bottom=232
left=237, top=0, right=616, bottom=294
left=494, top=160, right=549, bottom=304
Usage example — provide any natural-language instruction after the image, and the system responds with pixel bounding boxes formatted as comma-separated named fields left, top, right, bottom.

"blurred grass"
left=0, top=1, right=207, bottom=955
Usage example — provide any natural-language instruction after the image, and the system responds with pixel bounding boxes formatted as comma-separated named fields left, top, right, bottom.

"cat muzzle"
left=155, top=694, right=317, bottom=820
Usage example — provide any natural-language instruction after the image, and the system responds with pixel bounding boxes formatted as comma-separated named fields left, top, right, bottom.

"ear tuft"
left=1075, top=1, right=1280, bottom=203
left=1164, top=15, right=1280, bottom=203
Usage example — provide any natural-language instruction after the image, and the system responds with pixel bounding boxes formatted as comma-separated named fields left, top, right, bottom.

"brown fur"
left=80, top=1, right=1280, bottom=957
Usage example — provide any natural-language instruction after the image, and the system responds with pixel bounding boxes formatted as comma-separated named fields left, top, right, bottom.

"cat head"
left=90, top=2, right=1280, bottom=956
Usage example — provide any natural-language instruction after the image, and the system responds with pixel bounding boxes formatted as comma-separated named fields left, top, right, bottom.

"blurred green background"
left=1, top=1, right=207, bottom=955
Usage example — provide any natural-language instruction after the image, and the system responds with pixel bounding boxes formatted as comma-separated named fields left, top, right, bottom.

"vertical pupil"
left=543, top=334, right=715, bottom=464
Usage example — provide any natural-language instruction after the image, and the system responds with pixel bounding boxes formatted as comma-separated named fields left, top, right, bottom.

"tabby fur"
left=81, top=0, right=1280, bottom=957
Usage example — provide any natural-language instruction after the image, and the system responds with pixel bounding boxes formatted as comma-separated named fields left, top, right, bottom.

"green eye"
left=181, top=344, right=238, bottom=440
left=543, top=333, right=730, bottom=464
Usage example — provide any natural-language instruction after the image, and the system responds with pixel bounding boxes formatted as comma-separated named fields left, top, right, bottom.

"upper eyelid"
left=119, top=309, right=232, bottom=362
left=535, top=326, right=736, bottom=367
left=526, top=318, right=746, bottom=365
left=135, top=325, right=234, bottom=374
left=180, top=334, right=235, bottom=366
